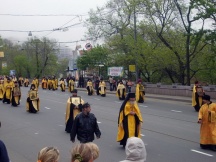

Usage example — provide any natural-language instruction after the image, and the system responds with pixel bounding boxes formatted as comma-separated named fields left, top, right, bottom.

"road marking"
left=140, top=134, right=145, bottom=136
left=58, top=125, right=64, bottom=127
left=97, top=121, right=101, bottom=124
left=94, top=98, right=100, bottom=100
left=34, top=132, right=39, bottom=134
left=45, top=107, right=51, bottom=109
left=171, top=110, right=182, bottom=113
left=140, top=105, right=148, bottom=107
left=115, top=101, right=121, bottom=103
left=191, top=149, right=213, bottom=157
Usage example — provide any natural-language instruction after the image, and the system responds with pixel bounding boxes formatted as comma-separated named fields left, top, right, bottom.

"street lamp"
left=98, top=64, right=104, bottom=78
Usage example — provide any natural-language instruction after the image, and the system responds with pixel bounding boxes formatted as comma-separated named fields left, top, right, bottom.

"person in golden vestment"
left=54, top=76, right=58, bottom=90
left=11, top=81, right=21, bottom=107
left=47, top=77, right=53, bottom=90
left=117, top=92, right=143, bottom=147
left=86, top=79, right=94, bottom=96
left=51, top=77, right=57, bottom=91
left=0, top=78, right=5, bottom=100
left=192, top=81, right=204, bottom=112
left=41, top=77, right=48, bottom=90
left=136, top=79, right=145, bottom=103
left=198, top=95, right=216, bottom=151
left=59, top=78, right=66, bottom=92
left=18, top=76, right=24, bottom=87
left=0, top=79, right=5, bottom=100
left=68, top=78, right=75, bottom=93
left=24, top=77, right=29, bottom=87
left=26, top=84, right=40, bottom=113
left=99, top=78, right=106, bottom=97
left=31, top=77, right=39, bottom=90
left=116, top=81, right=126, bottom=100
left=2, top=78, right=14, bottom=104
left=65, top=89, right=84, bottom=133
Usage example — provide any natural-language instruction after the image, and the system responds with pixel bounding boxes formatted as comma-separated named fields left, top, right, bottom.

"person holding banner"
left=65, top=89, right=84, bottom=133
left=26, top=84, right=40, bottom=113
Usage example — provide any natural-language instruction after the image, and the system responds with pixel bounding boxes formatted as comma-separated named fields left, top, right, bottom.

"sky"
left=0, top=0, right=109, bottom=49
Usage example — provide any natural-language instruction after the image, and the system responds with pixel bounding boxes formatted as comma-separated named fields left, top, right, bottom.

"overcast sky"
left=0, top=0, right=108, bottom=49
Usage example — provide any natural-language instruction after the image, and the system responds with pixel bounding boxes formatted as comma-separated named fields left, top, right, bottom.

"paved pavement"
left=76, top=87, right=192, bottom=103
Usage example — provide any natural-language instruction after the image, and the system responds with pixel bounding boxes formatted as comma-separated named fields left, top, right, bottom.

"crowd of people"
left=1, top=74, right=216, bottom=161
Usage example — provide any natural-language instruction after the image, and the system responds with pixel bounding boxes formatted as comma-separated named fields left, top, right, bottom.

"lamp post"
left=98, top=64, right=104, bottom=78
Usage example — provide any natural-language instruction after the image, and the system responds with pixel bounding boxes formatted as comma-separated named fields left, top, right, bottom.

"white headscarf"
left=120, top=137, right=147, bottom=162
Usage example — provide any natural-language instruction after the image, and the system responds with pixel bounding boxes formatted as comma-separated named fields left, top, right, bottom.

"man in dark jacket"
left=0, top=122, right=10, bottom=162
left=70, top=103, right=101, bottom=143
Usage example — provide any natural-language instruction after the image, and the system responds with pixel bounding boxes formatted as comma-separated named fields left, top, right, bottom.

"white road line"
left=97, top=121, right=101, bottom=124
left=140, top=134, right=145, bottom=137
left=191, top=149, right=213, bottom=157
left=94, top=98, right=100, bottom=100
left=140, top=105, right=148, bottom=107
left=115, top=101, right=121, bottom=103
left=45, top=107, right=51, bottom=109
left=34, top=132, right=39, bottom=135
left=58, top=125, right=64, bottom=127
left=171, top=110, right=182, bottom=113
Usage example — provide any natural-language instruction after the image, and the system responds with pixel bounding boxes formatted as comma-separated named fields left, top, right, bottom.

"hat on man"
left=128, top=93, right=135, bottom=98
left=72, top=89, right=77, bottom=93
left=202, top=95, right=210, bottom=101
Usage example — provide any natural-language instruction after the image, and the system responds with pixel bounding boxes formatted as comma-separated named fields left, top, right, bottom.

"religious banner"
left=108, top=67, right=124, bottom=76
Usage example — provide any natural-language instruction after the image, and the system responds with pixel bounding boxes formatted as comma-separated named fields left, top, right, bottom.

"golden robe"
left=99, top=81, right=106, bottom=96
left=47, top=79, right=52, bottom=90
left=86, top=81, right=94, bottom=95
left=68, top=80, right=75, bottom=92
left=41, top=79, right=48, bottom=89
left=26, top=90, right=40, bottom=113
left=192, top=85, right=203, bottom=111
left=198, top=103, right=216, bottom=145
left=3, top=81, right=13, bottom=100
left=51, top=80, right=57, bottom=90
left=0, top=83, right=5, bottom=99
left=60, top=80, right=66, bottom=91
left=116, top=84, right=126, bottom=100
left=24, top=78, right=29, bottom=87
left=31, top=79, right=38, bottom=90
left=65, top=96, right=84, bottom=133
left=117, top=101, right=143, bottom=146
left=136, top=83, right=145, bottom=103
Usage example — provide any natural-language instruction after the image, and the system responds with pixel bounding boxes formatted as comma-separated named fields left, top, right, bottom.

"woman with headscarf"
left=26, top=84, right=40, bottom=113
left=117, top=92, right=143, bottom=147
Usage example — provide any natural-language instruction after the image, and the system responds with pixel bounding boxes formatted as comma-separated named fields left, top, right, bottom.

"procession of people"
left=1, top=74, right=216, bottom=162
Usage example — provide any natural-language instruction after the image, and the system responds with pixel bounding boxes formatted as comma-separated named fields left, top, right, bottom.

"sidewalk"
left=75, top=88, right=191, bottom=103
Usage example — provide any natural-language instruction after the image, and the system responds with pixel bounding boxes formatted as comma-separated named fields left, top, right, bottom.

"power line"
left=0, top=22, right=83, bottom=33
left=0, top=13, right=88, bottom=17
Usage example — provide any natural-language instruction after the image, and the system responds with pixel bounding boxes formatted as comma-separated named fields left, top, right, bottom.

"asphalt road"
left=0, top=87, right=216, bottom=162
